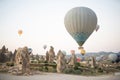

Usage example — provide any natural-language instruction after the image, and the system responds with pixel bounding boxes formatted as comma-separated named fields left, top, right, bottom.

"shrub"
left=42, top=66, right=48, bottom=72
left=73, top=70, right=82, bottom=74
left=63, top=68, right=74, bottom=74
left=97, top=68, right=103, bottom=73
left=6, top=62, right=14, bottom=66
left=63, top=68, right=82, bottom=75
left=73, top=62, right=80, bottom=70
left=115, top=66, right=120, bottom=70
left=47, top=66, right=56, bottom=72
left=0, top=69, right=8, bottom=73
left=39, top=67, right=43, bottom=71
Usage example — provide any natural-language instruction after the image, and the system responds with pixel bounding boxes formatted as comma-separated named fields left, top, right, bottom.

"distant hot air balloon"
left=28, top=48, right=32, bottom=54
left=62, top=50, right=66, bottom=56
left=43, top=45, right=47, bottom=50
left=64, top=7, right=98, bottom=47
left=18, top=29, right=23, bottom=36
left=71, top=50, right=75, bottom=54
left=80, top=49, right=86, bottom=56
left=108, top=54, right=118, bottom=62
left=96, top=55, right=104, bottom=62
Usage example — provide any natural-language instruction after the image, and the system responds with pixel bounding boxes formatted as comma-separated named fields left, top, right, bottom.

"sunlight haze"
left=0, top=0, right=120, bottom=54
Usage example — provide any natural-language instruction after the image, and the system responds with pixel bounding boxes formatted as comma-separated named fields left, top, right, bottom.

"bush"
left=39, top=67, right=43, bottom=71
left=63, top=68, right=74, bottom=74
left=73, top=70, right=82, bottom=74
left=30, top=67, right=39, bottom=71
left=0, top=69, right=8, bottom=73
left=42, top=66, right=48, bottom=72
left=47, top=66, right=56, bottom=72
left=75, top=62, right=81, bottom=66
left=97, top=68, right=103, bottom=73
left=115, top=66, right=120, bottom=70
left=63, top=68, right=82, bottom=75
left=30, top=61, right=34, bottom=63
left=6, top=62, right=14, bottom=66
left=73, top=62, right=81, bottom=70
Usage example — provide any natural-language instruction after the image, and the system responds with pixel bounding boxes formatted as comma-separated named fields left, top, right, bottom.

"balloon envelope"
left=80, top=49, right=85, bottom=55
left=18, top=30, right=23, bottom=36
left=61, top=50, right=66, bottom=55
left=64, top=7, right=97, bottom=46
left=28, top=48, right=32, bottom=53
left=43, top=45, right=47, bottom=49
left=96, top=57, right=101, bottom=62
left=108, top=54, right=118, bottom=62
left=71, top=50, right=75, bottom=54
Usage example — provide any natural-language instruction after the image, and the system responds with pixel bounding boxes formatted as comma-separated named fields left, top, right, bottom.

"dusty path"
left=0, top=72, right=120, bottom=80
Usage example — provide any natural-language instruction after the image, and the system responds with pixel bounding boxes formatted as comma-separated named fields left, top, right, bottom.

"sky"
left=0, top=0, right=120, bottom=55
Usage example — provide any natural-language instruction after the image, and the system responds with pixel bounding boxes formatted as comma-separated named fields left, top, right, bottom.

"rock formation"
left=68, top=52, right=77, bottom=67
left=0, top=45, right=13, bottom=63
left=48, top=46, right=55, bottom=63
left=56, top=50, right=67, bottom=73
left=46, top=51, right=49, bottom=62
left=89, top=56, right=96, bottom=68
left=10, top=46, right=31, bottom=75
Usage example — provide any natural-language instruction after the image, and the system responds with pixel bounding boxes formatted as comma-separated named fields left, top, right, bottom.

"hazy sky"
left=0, top=0, right=120, bottom=54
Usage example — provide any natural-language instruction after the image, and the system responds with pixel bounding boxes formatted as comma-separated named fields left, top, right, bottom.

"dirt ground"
left=0, top=72, right=120, bottom=80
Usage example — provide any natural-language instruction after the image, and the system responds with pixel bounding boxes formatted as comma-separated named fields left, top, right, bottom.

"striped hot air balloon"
left=64, top=7, right=98, bottom=47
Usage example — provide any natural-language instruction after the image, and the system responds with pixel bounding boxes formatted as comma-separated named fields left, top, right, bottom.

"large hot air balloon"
left=18, top=29, right=23, bottom=36
left=64, top=7, right=98, bottom=47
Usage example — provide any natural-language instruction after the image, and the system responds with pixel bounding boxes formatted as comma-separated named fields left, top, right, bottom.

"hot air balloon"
left=18, top=29, right=23, bottom=36
left=64, top=7, right=98, bottom=55
left=108, top=54, right=118, bottom=62
left=43, top=45, right=47, bottom=50
left=70, top=50, right=75, bottom=54
left=62, top=50, right=66, bottom=56
left=80, top=49, right=86, bottom=56
left=28, top=48, right=32, bottom=54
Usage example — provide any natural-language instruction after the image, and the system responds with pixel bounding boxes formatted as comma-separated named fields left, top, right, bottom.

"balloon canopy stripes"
left=64, top=7, right=97, bottom=46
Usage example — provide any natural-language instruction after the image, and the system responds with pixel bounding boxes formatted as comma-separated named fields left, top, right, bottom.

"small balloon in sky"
left=62, top=50, right=66, bottom=55
left=18, top=29, right=23, bottom=36
left=70, top=50, right=75, bottom=54
left=43, top=45, right=47, bottom=50
left=80, top=49, right=86, bottom=56
left=108, top=54, right=118, bottom=62
left=28, top=48, right=32, bottom=54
